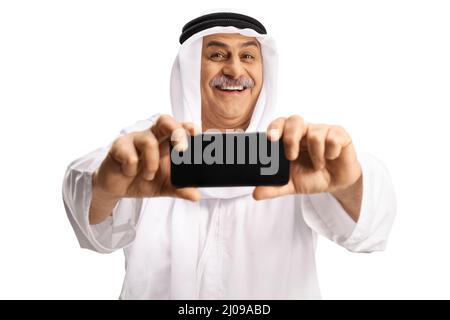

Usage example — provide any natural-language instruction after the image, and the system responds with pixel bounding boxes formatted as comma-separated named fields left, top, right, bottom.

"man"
left=63, top=12, right=396, bottom=299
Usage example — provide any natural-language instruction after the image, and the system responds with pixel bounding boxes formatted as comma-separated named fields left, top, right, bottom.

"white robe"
left=62, top=117, right=396, bottom=300
left=63, top=22, right=396, bottom=299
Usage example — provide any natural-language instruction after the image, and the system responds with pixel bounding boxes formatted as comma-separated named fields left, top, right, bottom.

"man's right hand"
left=89, top=115, right=201, bottom=224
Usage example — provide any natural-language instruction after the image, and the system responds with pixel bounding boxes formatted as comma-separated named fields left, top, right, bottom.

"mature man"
left=63, top=12, right=396, bottom=299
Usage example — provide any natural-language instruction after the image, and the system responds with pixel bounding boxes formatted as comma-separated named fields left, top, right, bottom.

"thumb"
left=253, top=183, right=294, bottom=201
left=174, top=187, right=201, bottom=202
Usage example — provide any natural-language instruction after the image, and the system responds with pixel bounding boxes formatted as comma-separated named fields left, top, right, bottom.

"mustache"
left=209, top=75, right=255, bottom=89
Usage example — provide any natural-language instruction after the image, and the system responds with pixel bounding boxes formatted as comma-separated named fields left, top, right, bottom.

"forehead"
left=202, top=33, right=260, bottom=49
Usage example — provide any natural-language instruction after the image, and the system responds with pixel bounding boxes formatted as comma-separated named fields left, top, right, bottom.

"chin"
left=217, top=105, right=251, bottom=122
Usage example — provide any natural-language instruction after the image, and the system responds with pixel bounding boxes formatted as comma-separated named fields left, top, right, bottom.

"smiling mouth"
left=214, top=85, right=248, bottom=94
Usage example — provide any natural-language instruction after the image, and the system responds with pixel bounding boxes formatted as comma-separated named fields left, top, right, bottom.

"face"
left=201, top=33, right=263, bottom=131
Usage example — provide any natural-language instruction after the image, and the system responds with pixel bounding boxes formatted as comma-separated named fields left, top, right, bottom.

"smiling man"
left=63, top=12, right=396, bottom=299
left=201, top=33, right=263, bottom=131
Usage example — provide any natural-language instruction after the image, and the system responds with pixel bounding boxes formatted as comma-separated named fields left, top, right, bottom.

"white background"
left=0, top=0, right=449, bottom=299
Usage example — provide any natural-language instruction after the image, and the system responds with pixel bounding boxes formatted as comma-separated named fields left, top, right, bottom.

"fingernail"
left=144, top=173, right=155, bottom=181
left=316, top=160, right=325, bottom=170
left=268, top=129, right=280, bottom=140
left=174, top=140, right=188, bottom=152
left=171, top=128, right=186, bottom=141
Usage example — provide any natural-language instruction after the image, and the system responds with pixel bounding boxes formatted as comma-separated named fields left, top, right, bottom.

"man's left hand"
left=253, top=115, right=363, bottom=219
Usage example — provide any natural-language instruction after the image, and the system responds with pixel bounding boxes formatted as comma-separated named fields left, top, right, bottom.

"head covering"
left=179, top=12, right=267, bottom=44
left=170, top=11, right=278, bottom=199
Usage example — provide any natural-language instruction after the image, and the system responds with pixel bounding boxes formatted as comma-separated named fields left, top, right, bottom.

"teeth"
left=219, top=85, right=244, bottom=91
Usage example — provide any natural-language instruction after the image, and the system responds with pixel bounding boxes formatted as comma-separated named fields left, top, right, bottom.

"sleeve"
left=300, top=152, right=396, bottom=253
left=62, top=116, right=160, bottom=253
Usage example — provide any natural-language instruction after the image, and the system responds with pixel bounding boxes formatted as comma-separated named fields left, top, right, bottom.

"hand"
left=253, top=115, right=362, bottom=200
left=94, top=115, right=201, bottom=202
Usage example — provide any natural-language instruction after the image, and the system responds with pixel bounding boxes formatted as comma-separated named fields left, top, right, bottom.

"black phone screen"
left=170, top=132, right=289, bottom=188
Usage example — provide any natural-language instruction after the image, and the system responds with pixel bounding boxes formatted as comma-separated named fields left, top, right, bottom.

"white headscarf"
left=168, top=19, right=280, bottom=299
left=170, top=25, right=279, bottom=199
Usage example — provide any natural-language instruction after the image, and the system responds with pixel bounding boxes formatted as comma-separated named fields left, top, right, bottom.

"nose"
left=222, top=55, right=245, bottom=79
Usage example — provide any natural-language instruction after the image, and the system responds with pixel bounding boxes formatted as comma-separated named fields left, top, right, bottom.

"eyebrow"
left=241, top=40, right=259, bottom=49
left=206, top=40, right=229, bottom=48
left=206, top=40, right=260, bottom=49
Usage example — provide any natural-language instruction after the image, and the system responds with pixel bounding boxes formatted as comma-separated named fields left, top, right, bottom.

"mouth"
left=214, top=85, right=248, bottom=94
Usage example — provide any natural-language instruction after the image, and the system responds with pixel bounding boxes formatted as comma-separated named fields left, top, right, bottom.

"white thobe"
left=62, top=118, right=396, bottom=299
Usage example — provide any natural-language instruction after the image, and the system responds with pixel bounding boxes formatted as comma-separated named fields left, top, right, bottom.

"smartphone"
left=170, top=132, right=290, bottom=188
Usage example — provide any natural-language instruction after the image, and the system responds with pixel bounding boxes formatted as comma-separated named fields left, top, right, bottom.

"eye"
left=242, top=53, right=255, bottom=61
left=210, top=52, right=227, bottom=61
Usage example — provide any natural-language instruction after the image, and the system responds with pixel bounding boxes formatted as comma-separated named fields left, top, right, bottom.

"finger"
left=175, top=187, right=201, bottom=202
left=266, top=117, right=286, bottom=141
left=253, top=183, right=295, bottom=201
left=325, top=126, right=352, bottom=160
left=306, top=124, right=329, bottom=170
left=109, top=136, right=140, bottom=177
left=283, top=115, right=308, bottom=161
left=151, top=114, right=187, bottom=151
left=181, top=122, right=201, bottom=136
left=133, top=132, right=160, bottom=181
